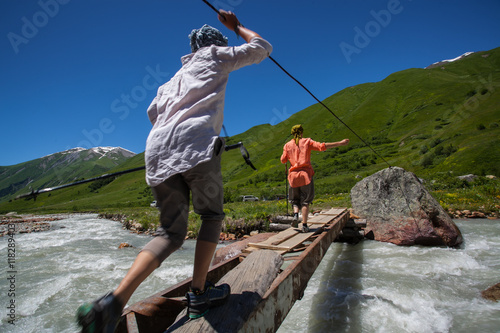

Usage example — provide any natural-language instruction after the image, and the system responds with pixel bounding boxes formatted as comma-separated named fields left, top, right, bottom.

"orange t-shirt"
left=280, top=138, right=326, bottom=188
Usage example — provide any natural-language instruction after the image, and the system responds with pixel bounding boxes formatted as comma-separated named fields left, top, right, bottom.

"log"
left=271, top=215, right=296, bottom=224
left=269, top=223, right=291, bottom=232
left=345, top=219, right=367, bottom=228
left=339, top=228, right=365, bottom=238
left=166, top=250, right=283, bottom=332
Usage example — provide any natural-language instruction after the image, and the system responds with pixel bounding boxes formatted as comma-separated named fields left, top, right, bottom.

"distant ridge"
left=42, top=147, right=136, bottom=161
left=425, top=51, right=474, bottom=69
left=0, top=146, right=136, bottom=202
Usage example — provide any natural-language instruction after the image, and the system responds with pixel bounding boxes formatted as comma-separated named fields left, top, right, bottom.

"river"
left=1, top=214, right=499, bottom=332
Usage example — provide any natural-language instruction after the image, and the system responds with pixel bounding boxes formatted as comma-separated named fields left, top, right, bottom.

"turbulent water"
left=1, top=214, right=499, bottom=332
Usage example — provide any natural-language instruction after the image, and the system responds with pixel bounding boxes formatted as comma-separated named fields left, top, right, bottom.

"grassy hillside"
left=221, top=47, right=500, bottom=199
left=1, top=47, right=498, bottom=215
left=0, top=148, right=135, bottom=203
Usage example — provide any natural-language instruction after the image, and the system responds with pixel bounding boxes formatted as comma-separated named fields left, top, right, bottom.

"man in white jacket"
left=77, top=10, right=272, bottom=332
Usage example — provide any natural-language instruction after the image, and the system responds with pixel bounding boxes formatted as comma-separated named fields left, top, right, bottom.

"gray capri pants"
left=141, top=138, right=225, bottom=264
left=289, top=178, right=315, bottom=208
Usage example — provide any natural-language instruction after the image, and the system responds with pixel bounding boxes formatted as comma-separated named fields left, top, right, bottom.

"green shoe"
left=76, top=292, right=122, bottom=333
left=186, top=282, right=231, bottom=319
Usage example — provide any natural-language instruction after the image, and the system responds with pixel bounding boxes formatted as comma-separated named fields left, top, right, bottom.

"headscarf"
left=291, top=124, right=303, bottom=145
left=188, top=24, right=228, bottom=53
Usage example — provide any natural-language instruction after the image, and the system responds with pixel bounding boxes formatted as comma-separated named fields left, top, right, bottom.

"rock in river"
left=351, top=167, right=463, bottom=246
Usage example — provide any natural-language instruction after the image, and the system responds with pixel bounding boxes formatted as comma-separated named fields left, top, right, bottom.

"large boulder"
left=350, top=167, right=462, bottom=246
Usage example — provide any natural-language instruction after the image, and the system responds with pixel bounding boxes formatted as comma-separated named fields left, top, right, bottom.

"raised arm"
left=325, top=139, right=350, bottom=149
left=218, top=10, right=261, bottom=43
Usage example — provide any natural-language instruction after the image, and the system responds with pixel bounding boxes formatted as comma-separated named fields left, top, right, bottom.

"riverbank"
left=0, top=213, right=72, bottom=236
left=2, top=206, right=498, bottom=238
left=98, top=212, right=264, bottom=241
left=447, top=209, right=499, bottom=219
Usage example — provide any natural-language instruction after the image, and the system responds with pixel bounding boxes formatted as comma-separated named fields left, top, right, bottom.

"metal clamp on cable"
left=224, top=142, right=257, bottom=170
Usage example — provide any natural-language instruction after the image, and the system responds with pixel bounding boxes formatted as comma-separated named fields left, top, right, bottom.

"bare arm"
left=218, top=10, right=261, bottom=43
left=325, top=139, right=349, bottom=149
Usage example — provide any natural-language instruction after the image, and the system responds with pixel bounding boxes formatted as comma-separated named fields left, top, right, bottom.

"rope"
left=201, top=0, right=426, bottom=229
left=202, top=0, right=390, bottom=166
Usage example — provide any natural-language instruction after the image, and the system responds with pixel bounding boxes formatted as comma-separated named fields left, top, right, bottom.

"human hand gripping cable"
left=217, top=9, right=262, bottom=43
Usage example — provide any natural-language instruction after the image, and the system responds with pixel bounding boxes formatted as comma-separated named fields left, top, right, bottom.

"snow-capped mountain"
left=44, top=146, right=136, bottom=161
left=425, top=51, right=474, bottom=69
left=0, top=147, right=137, bottom=201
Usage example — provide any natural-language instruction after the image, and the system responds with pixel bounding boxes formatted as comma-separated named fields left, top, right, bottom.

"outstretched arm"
left=325, top=139, right=349, bottom=149
left=218, top=10, right=261, bottom=43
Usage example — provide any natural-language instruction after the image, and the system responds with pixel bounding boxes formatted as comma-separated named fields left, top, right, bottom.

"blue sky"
left=1, top=0, right=499, bottom=166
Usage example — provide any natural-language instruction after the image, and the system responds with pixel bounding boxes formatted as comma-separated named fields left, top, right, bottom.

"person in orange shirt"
left=281, top=124, right=349, bottom=232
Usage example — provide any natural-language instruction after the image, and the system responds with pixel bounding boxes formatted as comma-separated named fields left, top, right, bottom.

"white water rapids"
left=0, top=214, right=499, bottom=332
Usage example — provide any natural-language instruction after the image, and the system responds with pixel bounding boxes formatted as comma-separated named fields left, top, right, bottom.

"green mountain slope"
left=221, top=47, right=500, bottom=198
left=1, top=47, right=498, bottom=213
left=0, top=147, right=135, bottom=203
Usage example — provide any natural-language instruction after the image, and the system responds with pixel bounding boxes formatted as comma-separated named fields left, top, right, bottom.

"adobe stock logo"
left=7, top=0, right=71, bottom=54
left=339, top=0, right=410, bottom=64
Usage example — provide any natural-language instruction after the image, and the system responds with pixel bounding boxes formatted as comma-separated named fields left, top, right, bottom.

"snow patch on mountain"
left=44, top=147, right=136, bottom=159
left=425, top=52, right=474, bottom=69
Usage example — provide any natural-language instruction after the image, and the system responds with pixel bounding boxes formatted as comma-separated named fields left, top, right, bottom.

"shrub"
left=421, top=154, right=434, bottom=168
left=466, top=90, right=477, bottom=98
left=88, top=177, right=116, bottom=192
left=430, top=138, right=443, bottom=148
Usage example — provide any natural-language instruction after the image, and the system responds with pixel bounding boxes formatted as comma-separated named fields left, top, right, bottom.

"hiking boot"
left=76, top=292, right=122, bottom=333
left=292, top=213, right=299, bottom=227
left=302, top=224, right=310, bottom=233
left=186, top=282, right=231, bottom=319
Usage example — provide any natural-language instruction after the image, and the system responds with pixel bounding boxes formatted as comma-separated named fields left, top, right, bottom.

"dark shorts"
left=289, top=178, right=315, bottom=208
left=141, top=138, right=225, bottom=264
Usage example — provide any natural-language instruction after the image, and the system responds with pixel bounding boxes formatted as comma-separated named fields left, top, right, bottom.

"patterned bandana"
left=189, top=24, right=228, bottom=53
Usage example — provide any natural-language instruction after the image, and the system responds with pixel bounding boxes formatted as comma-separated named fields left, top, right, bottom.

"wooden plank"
left=307, top=214, right=333, bottom=224
left=249, top=227, right=298, bottom=247
left=166, top=250, right=284, bottom=333
left=307, top=223, right=328, bottom=229
left=321, top=208, right=346, bottom=215
left=243, top=208, right=346, bottom=256
left=244, top=246, right=288, bottom=256
left=278, top=231, right=314, bottom=249
left=241, top=246, right=258, bottom=254
left=244, top=243, right=292, bottom=251
left=246, top=229, right=315, bottom=255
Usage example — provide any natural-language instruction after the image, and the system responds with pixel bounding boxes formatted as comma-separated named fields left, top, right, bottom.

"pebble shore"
left=0, top=213, right=71, bottom=236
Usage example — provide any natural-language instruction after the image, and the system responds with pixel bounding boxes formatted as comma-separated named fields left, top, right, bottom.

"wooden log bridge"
left=116, top=208, right=349, bottom=333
